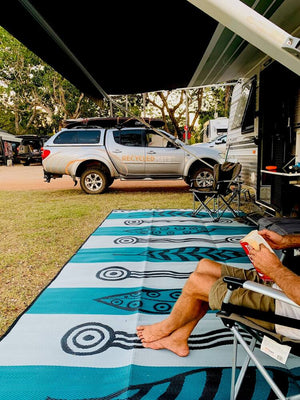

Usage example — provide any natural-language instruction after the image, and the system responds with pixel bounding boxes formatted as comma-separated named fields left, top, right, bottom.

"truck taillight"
left=41, top=148, right=50, bottom=160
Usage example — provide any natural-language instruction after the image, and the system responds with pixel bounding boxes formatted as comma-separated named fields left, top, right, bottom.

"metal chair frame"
left=218, top=277, right=300, bottom=400
left=191, top=162, right=242, bottom=221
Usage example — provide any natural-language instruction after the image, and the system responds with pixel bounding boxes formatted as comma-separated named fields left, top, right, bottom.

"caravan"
left=202, top=117, right=228, bottom=143
left=226, top=61, right=300, bottom=216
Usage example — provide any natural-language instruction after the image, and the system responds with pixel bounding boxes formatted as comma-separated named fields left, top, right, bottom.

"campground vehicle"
left=201, top=117, right=228, bottom=143
left=226, top=61, right=300, bottom=217
left=0, top=130, right=21, bottom=165
left=193, top=135, right=227, bottom=157
left=17, top=135, right=50, bottom=165
left=42, top=117, right=223, bottom=194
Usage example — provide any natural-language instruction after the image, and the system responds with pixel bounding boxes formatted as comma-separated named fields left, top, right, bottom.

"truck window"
left=146, top=131, right=169, bottom=147
left=54, top=130, right=100, bottom=144
left=113, top=130, right=144, bottom=147
left=54, top=130, right=78, bottom=144
left=77, top=130, right=100, bottom=144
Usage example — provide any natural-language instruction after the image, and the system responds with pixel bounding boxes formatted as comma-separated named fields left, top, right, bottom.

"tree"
left=0, top=28, right=234, bottom=138
left=142, top=86, right=233, bottom=142
left=0, top=27, right=100, bottom=136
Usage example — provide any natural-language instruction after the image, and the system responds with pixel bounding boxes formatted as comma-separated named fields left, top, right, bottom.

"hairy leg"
left=142, top=319, right=199, bottom=357
left=137, top=259, right=222, bottom=343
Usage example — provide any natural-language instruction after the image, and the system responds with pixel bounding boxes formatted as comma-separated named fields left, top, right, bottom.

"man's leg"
left=136, top=259, right=223, bottom=345
left=142, top=319, right=204, bottom=357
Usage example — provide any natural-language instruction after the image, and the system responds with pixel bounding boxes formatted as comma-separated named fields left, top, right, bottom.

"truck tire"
left=80, top=168, right=108, bottom=194
left=190, top=167, right=214, bottom=188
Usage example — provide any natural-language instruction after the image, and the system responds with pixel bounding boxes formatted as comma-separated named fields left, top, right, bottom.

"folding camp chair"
left=218, top=276, right=300, bottom=400
left=191, top=162, right=242, bottom=221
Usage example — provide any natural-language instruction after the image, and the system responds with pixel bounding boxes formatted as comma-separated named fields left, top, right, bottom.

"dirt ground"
left=0, top=164, right=190, bottom=192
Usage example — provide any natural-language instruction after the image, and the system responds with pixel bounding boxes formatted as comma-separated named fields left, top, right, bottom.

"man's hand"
left=258, top=229, right=286, bottom=249
left=248, top=244, right=282, bottom=279
left=258, top=229, right=300, bottom=249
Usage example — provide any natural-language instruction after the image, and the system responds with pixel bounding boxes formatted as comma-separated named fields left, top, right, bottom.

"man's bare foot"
left=136, top=320, right=173, bottom=343
left=142, top=331, right=190, bottom=357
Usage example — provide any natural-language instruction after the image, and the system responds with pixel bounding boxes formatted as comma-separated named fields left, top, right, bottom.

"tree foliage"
left=144, top=86, right=233, bottom=142
left=0, top=27, right=233, bottom=140
left=0, top=27, right=100, bottom=136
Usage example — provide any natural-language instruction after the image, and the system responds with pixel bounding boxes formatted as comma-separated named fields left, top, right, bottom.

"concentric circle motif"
left=111, top=299, right=123, bottom=306
left=124, top=220, right=143, bottom=225
left=96, top=266, right=130, bottom=281
left=170, top=291, right=181, bottom=299
left=127, top=300, right=143, bottom=310
left=153, top=303, right=172, bottom=312
left=114, top=237, right=138, bottom=245
left=146, top=291, right=160, bottom=298
left=226, top=236, right=243, bottom=243
left=61, top=322, right=114, bottom=355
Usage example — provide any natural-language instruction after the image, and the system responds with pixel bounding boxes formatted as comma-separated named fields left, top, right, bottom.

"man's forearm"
left=281, top=234, right=300, bottom=249
left=269, top=263, right=300, bottom=305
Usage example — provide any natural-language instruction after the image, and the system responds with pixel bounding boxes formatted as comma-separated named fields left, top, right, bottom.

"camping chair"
left=191, top=162, right=242, bottom=221
left=218, top=276, right=300, bottom=400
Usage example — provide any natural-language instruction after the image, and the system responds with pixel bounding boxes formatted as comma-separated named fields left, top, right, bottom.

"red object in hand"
left=240, top=230, right=274, bottom=282
left=240, top=241, right=272, bottom=281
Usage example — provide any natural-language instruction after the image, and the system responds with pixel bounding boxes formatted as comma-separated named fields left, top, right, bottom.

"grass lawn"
left=0, top=188, right=191, bottom=336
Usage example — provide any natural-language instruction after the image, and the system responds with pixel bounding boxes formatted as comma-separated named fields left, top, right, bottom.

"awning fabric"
left=1, top=0, right=299, bottom=99
left=0, top=1, right=217, bottom=97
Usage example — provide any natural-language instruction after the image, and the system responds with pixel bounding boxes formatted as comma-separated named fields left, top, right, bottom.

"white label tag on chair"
left=260, top=336, right=291, bottom=364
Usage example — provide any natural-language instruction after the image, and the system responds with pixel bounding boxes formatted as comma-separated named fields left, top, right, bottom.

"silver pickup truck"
left=42, top=118, right=223, bottom=194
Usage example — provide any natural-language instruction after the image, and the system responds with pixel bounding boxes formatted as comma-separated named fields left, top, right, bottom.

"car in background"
left=17, top=135, right=50, bottom=165
left=42, top=117, right=223, bottom=194
left=193, top=135, right=227, bottom=155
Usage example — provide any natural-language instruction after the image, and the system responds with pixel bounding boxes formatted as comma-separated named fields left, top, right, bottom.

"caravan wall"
left=227, top=77, right=258, bottom=189
left=227, top=61, right=300, bottom=216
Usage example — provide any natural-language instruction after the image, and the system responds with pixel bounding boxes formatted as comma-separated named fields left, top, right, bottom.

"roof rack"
left=71, top=125, right=103, bottom=130
left=62, top=117, right=165, bottom=129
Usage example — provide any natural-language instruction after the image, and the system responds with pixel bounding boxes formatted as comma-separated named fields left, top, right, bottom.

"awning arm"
left=188, top=0, right=300, bottom=76
left=18, top=0, right=216, bottom=170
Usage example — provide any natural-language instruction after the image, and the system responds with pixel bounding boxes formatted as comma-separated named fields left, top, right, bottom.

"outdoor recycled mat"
left=0, top=209, right=299, bottom=400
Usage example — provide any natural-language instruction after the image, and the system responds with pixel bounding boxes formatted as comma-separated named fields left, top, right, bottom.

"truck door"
left=106, top=129, right=146, bottom=176
left=144, top=130, right=185, bottom=176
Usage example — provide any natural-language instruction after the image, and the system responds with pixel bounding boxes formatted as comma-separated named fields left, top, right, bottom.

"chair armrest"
left=223, top=276, right=299, bottom=308
left=243, top=281, right=299, bottom=308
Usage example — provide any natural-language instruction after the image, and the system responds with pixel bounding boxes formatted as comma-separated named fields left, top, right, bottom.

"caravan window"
left=231, top=79, right=256, bottom=133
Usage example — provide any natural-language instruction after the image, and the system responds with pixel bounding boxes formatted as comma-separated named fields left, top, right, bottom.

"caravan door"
left=258, top=62, right=300, bottom=215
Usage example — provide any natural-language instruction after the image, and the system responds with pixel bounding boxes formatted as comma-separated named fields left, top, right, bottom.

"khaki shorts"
left=209, top=265, right=275, bottom=331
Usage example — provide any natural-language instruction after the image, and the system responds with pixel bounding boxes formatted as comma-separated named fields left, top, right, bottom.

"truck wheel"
left=80, top=169, right=108, bottom=194
left=190, top=167, right=214, bottom=188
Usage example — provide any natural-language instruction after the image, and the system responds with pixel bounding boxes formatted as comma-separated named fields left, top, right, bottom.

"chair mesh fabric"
left=219, top=312, right=300, bottom=356
left=215, top=162, right=242, bottom=194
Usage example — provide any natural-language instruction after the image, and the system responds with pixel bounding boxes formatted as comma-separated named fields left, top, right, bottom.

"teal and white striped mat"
left=0, top=210, right=299, bottom=399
